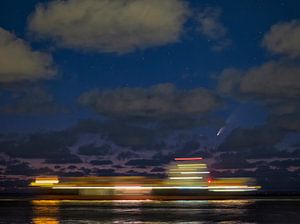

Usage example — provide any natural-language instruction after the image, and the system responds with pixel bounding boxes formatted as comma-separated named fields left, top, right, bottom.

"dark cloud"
left=218, top=126, right=285, bottom=151
left=78, top=143, right=111, bottom=156
left=79, top=167, right=92, bottom=175
left=150, top=167, right=165, bottom=173
left=68, top=165, right=77, bottom=169
left=117, top=151, right=140, bottom=161
left=269, top=159, right=300, bottom=168
left=5, top=161, right=54, bottom=176
left=94, top=168, right=116, bottom=176
left=72, top=120, right=159, bottom=150
left=241, top=147, right=300, bottom=160
left=0, top=178, right=29, bottom=190
left=79, top=83, right=221, bottom=119
left=211, top=166, right=300, bottom=191
left=0, top=87, right=67, bottom=115
left=268, top=113, right=300, bottom=132
left=0, top=131, right=77, bottom=159
left=211, top=153, right=256, bottom=169
left=90, top=160, right=113, bottom=166
left=125, top=159, right=168, bottom=168
left=44, top=154, right=82, bottom=164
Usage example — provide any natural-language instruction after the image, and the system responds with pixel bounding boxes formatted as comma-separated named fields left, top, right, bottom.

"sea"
left=0, top=199, right=300, bottom=223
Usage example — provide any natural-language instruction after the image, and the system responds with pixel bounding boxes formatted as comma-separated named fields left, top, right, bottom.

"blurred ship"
left=30, top=157, right=260, bottom=200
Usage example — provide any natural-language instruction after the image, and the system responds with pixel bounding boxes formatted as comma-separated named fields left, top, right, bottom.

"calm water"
left=0, top=199, right=300, bottom=223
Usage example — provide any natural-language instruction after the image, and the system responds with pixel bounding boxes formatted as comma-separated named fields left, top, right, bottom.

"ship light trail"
left=51, top=185, right=260, bottom=191
left=30, top=177, right=59, bottom=186
left=169, top=177, right=203, bottom=180
left=180, top=171, right=210, bottom=174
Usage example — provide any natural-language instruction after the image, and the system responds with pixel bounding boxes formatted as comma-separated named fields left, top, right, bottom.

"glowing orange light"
left=175, top=157, right=203, bottom=161
left=208, top=179, right=212, bottom=184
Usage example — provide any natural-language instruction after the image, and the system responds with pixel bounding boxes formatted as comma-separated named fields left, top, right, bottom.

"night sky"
left=0, top=0, right=300, bottom=191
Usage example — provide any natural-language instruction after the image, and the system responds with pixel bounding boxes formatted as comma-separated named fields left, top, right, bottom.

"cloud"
left=217, top=20, right=300, bottom=134
left=239, top=60, right=300, bottom=99
left=0, top=87, right=67, bottom=115
left=211, top=154, right=256, bottom=169
left=218, top=61, right=300, bottom=100
left=78, top=143, right=111, bottom=156
left=125, top=159, right=168, bottom=168
left=0, top=131, right=76, bottom=159
left=94, top=168, right=116, bottom=176
left=79, top=83, right=221, bottom=118
left=90, top=160, right=113, bottom=166
left=218, top=126, right=285, bottom=151
left=263, top=20, right=300, bottom=57
left=0, top=27, right=55, bottom=82
left=150, top=167, right=165, bottom=173
left=5, top=161, right=55, bottom=176
left=217, top=68, right=242, bottom=95
left=28, top=0, right=189, bottom=53
left=196, top=7, right=231, bottom=51
left=117, top=151, right=140, bottom=161
left=218, top=19, right=300, bottom=101
left=268, top=113, right=300, bottom=132
left=45, top=154, right=82, bottom=164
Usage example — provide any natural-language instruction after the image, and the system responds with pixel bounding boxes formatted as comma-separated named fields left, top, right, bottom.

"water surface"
left=1, top=199, right=300, bottom=223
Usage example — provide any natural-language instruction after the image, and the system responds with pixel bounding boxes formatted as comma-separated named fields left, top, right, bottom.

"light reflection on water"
left=0, top=199, right=299, bottom=223
left=32, top=200, right=60, bottom=224
left=30, top=199, right=253, bottom=223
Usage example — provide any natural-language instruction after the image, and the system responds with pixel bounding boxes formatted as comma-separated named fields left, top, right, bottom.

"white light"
left=52, top=186, right=209, bottom=190
left=180, top=172, right=210, bottom=174
left=209, top=189, right=257, bottom=192
left=34, top=180, right=59, bottom=184
left=169, top=177, right=203, bottom=180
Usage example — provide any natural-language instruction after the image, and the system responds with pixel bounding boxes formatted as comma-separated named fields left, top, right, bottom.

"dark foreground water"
left=0, top=199, right=300, bottom=223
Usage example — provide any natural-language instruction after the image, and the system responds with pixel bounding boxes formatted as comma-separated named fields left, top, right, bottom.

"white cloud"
left=0, top=28, right=55, bottom=83
left=28, top=0, right=190, bottom=53
left=263, top=20, right=300, bottom=57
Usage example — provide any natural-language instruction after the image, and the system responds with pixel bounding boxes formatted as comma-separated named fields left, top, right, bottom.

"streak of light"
left=51, top=185, right=259, bottom=192
left=180, top=171, right=210, bottom=174
left=52, top=186, right=209, bottom=190
left=34, top=180, right=59, bottom=184
left=169, top=177, right=203, bottom=180
left=209, top=189, right=257, bottom=192
left=217, top=126, right=225, bottom=136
